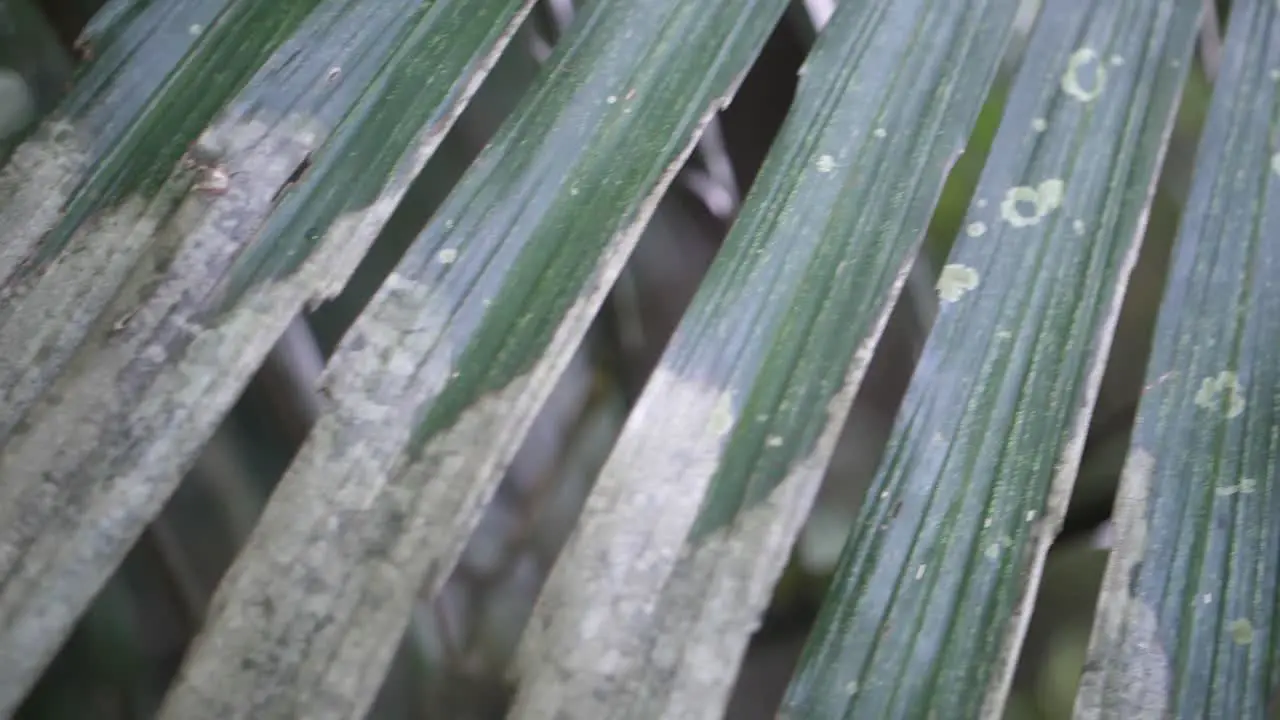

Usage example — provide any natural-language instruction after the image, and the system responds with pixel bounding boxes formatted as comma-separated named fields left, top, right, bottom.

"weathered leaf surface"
left=781, top=1, right=1201, bottom=718
left=0, top=0, right=533, bottom=711
left=1075, top=1, right=1280, bottom=716
left=509, top=1, right=1020, bottom=718
left=159, top=1, right=790, bottom=717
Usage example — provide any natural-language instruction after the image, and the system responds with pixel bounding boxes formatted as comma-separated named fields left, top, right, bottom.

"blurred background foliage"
left=1, top=0, right=1220, bottom=717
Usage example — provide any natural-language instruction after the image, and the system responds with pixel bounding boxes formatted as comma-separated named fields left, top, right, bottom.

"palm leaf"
left=1076, top=0, right=1280, bottom=715
left=781, top=1, right=1201, bottom=717
left=512, top=1, right=1019, bottom=717
left=158, top=0, right=791, bottom=716
left=0, top=0, right=534, bottom=711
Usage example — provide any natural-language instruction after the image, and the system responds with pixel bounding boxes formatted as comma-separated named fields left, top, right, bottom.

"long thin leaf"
left=0, top=0, right=533, bottom=711
left=781, top=1, right=1201, bottom=717
left=1075, top=0, right=1280, bottom=715
left=158, top=1, right=790, bottom=717
left=510, top=2, right=1019, bottom=718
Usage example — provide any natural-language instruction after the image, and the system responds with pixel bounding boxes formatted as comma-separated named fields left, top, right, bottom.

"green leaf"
left=1075, top=0, right=1280, bottom=716
left=781, top=1, right=1201, bottom=717
left=0, top=0, right=533, bottom=712
left=510, top=1, right=1019, bottom=716
left=157, top=0, right=790, bottom=717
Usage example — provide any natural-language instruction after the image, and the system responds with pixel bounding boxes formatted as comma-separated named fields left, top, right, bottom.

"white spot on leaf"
left=765, top=435, right=783, bottom=448
left=1073, top=219, right=1086, bottom=235
left=1032, top=117, right=1048, bottom=133
left=815, top=154, right=837, bottom=173
left=1000, top=179, right=1065, bottom=228
left=437, top=248, right=458, bottom=265
left=1219, top=477, right=1258, bottom=496
left=966, top=221, right=987, bottom=238
left=936, top=264, right=980, bottom=302
left=1062, top=47, right=1106, bottom=102
left=1194, top=371, right=1245, bottom=419
left=1271, top=153, right=1280, bottom=176
left=873, top=127, right=887, bottom=139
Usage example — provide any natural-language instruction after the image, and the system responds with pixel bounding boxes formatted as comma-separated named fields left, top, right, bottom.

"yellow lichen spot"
left=1271, top=152, right=1280, bottom=176
left=966, top=221, right=987, bottom=238
left=937, top=264, right=980, bottom=302
left=1062, top=47, right=1106, bottom=102
left=709, top=393, right=735, bottom=437
left=437, top=248, right=458, bottom=265
left=815, top=154, right=837, bottom=173
left=1000, top=179, right=1066, bottom=228
left=1073, top=219, right=1086, bottom=235
left=1229, top=618, right=1254, bottom=646
left=1194, top=371, right=1246, bottom=419
left=1031, top=117, right=1048, bottom=133
left=873, top=127, right=887, bottom=139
